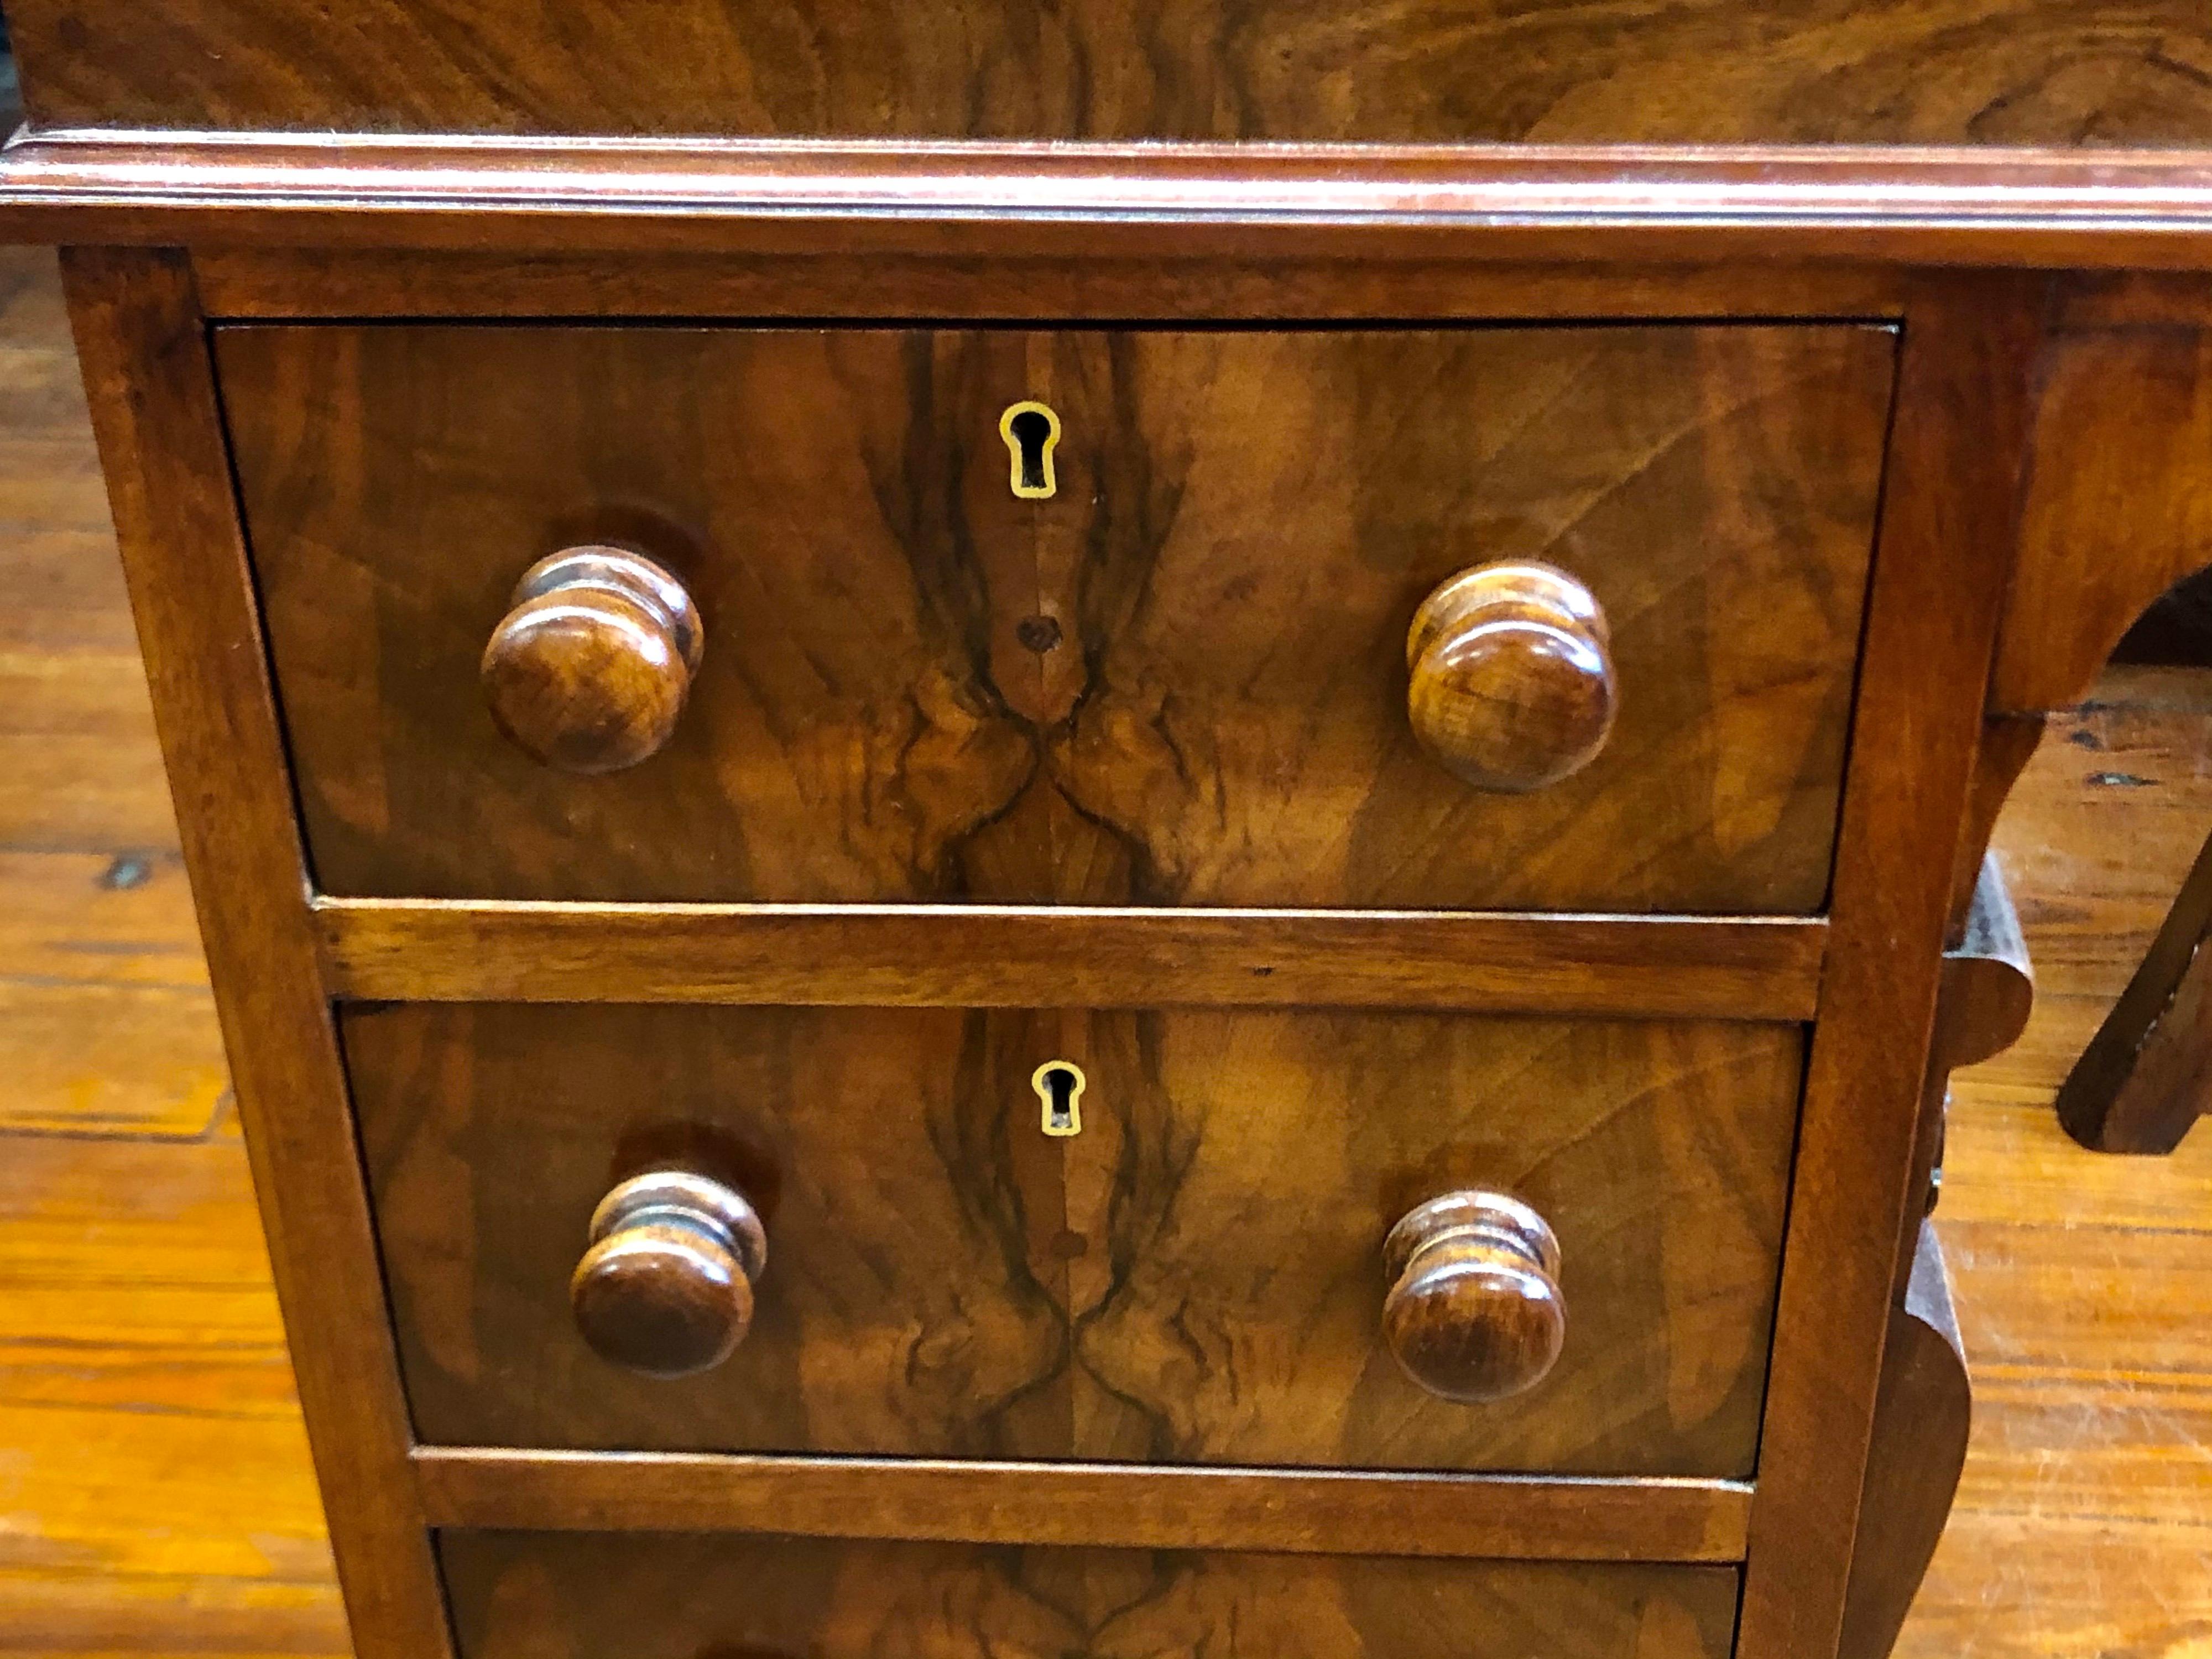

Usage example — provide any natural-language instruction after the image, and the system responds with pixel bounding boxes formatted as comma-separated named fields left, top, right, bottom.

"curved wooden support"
left=1936, top=855, right=2034, bottom=1079
left=1838, top=1220, right=1971, bottom=1659
left=1907, top=854, right=2033, bottom=1266
left=1995, top=292, right=2212, bottom=717
left=1945, top=714, right=2045, bottom=943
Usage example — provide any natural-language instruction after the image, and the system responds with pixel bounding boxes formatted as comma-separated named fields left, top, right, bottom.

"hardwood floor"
left=0, top=241, right=2202, bottom=1656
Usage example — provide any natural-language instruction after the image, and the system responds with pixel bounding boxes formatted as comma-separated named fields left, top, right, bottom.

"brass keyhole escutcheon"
left=1033, top=1061, right=1085, bottom=1137
left=1001, top=401, right=1061, bottom=500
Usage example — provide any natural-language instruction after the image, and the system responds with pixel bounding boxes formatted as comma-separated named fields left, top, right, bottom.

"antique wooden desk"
left=3, top=7, right=2210, bottom=1658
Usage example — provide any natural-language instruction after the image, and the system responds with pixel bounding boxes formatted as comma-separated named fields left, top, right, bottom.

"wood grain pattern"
left=193, top=249, right=1913, bottom=326
left=478, top=547, right=706, bottom=776
left=435, top=1532, right=1738, bottom=1659
left=1738, top=278, right=2044, bottom=1659
left=1997, top=290, right=2212, bottom=714
left=413, top=1450, right=1751, bottom=1562
left=222, top=321, right=1890, bottom=912
left=60, top=247, right=450, bottom=1659
left=22, top=140, right=2212, bottom=273
left=1404, top=562, right=1616, bottom=794
left=13, top=0, right=2212, bottom=145
left=1838, top=1222, right=1971, bottom=1659
left=346, top=1002, right=1801, bottom=1477
left=312, top=901, right=1828, bottom=1019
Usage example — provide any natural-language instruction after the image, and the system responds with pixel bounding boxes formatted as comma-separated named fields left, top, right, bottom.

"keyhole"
left=1032, top=1060, right=1085, bottom=1138
left=1000, top=401, right=1061, bottom=500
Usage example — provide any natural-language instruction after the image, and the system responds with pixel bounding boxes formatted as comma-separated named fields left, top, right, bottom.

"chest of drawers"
left=6, top=6, right=2212, bottom=1658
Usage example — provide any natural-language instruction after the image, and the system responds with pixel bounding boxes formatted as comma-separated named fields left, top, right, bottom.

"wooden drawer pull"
left=1383, top=1190, right=1565, bottom=1404
left=1406, top=562, right=1615, bottom=792
left=481, top=546, right=704, bottom=774
left=570, top=1170, right=766, bottom=1379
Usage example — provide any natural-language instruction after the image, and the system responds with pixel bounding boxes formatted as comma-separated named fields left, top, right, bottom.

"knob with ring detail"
left=1405, top=561, right=1616, bottom=794
left=1381, top=1189, right=1566, bottom=1404
left=570, top=1169, right=766, bottom=1380
left=481, top=544, right=705, bottom=775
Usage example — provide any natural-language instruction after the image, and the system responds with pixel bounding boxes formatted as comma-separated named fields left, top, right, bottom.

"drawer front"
left=352, top=1003, right=1798, bottom=1475
left=224, top=322, right=1891, bottom=912
left=440, top=1532, right=1739, bottom=1659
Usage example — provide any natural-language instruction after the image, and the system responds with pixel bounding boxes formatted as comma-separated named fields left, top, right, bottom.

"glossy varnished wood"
left=568, top=1170, right=769, bottom=1379
left=59, top=247, right=451, bottom=1657
left=1738, top=278, right=2046, bottom=1659
left=1838, top=1222, right=1972, bottom=1659
left=312, top=901, right=1829, bottom=1019
left=347, top=1002, right=1801, bottom=1476
left=435, top=1533, right=1738, bottom=1659
left=479, top=547, right=705, bottom=775
left=12, top=0, right=2212, bottom=145
left=4, top=236, right=2208, bottom=1658
left=1381, top=1191, right=1568, bottom=1404
left=412, top=1451, right=1750, bottom=1562
left=19, top=140, right=2212, bottom=272
left=1997, top=281, right=2212, bottom=713
left=223, top=321, right=1890, bottom=912
left=1404, top=564, right=1616, bottom=795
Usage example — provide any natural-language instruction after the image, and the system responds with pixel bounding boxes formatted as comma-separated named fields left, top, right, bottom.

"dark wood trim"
left=59, top=246, right=452, bottom=1659
left=411, top=1448, right=1751, bottom=1563
left=190, top=245, right=1909, bottom=322
left=1736, top=274, right=2044, bottom=1659
left=13, top=134, right=2212, bottom=267
left=2057, top=822, right=2212, bottom=1154
left=314, top=899, right=1827, bottom=1020
left=1837, top=1220, right=1971, bottom=1659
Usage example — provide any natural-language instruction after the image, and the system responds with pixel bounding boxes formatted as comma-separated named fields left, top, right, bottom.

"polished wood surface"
left=1997, top=287, right=2212, bottom=713
left=311, top=901, right=1830, bottom=1020
left=479, top=547, right=704, bottom=775
left=346, top=1002, right=1800, bottom=1475
left=1405, top=563, right=1615, bottom=795
left=2, top=246, right=2206, bottom=1658
left=221, top=321, right=1888, bottom=911
left=1381, top=1191, right=1566, bottom=1404
left=413, top=1451, right=1750, bottom=1562
left=21, top=140, right=2212, bottom=274
left=569, top=1171, right=768, bottom=1380
left=436, top=1532, right=1738, bottom=1659
left=1838, top=1222, right=1972, bottom=1659
left=60, top=246, right=452, bottom=1659
left=194, top=247, right=1915, bottom=326
left=1739, top=279, right=2043, bottom=1659
left=12, top=0, right=2212, bottom=145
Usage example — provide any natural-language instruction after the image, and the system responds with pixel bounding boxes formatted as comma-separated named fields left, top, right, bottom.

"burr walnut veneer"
left=7, top=6, right=2212, bottom=1659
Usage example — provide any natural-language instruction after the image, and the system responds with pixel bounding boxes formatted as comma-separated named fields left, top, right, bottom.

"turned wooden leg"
left=1838, top=1219, right=1971, bottom=1659
left=2056, top=821, right=2212, bottom=1154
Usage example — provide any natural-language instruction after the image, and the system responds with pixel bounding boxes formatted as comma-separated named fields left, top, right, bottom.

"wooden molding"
left=13, top=131, right=2212, bottom=265
left=412, top=1448, right=1752, bottom=1564
left=314, top=899, right=1826, bottom=1020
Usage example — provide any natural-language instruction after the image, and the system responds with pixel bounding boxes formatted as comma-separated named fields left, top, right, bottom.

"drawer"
left=439, top=1531, right=1739, bottom=1659
left=223, top=322, right=1892, bottom=912
left=351, top=1003, right=1798, bottom=1475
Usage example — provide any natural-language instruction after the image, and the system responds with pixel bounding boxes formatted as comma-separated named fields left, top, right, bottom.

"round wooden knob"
left=1406, top=562, right=1615, bottom=792
left=570, top=1170, right=766, bottom=1380
left=481, top=546, right=704, bottom=774
left=1382, top=1190, right=1564, bottom=1404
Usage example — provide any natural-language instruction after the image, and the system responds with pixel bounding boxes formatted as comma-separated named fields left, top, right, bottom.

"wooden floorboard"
left=0, top=239, right=2203, bottom=1655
